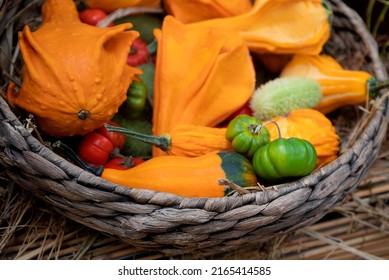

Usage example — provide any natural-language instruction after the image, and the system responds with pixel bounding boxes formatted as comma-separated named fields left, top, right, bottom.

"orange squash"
left=152, top=16, right=255, bottom=156
left=187, top=0, right=331, bottom=55
left=163, top=0, right=252, bottom=23
left=265, top=109, right=339, bottom=167
left=280, top=54, right=388, bottom=114
left=7, top=0, right=141, bottom=137
left=101, top=151, right=257, bottom=197
left=85, top=0, right=161, bottom=12
left=105, top=123, right=232, bottom=157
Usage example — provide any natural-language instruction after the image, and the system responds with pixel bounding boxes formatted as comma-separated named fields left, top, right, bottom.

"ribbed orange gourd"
left=105, top=123, right=232, bottom=157
left=280, top=54, right=382, bottom=114
left=188, top=0, right=331, bottom=55
left=7, top=0, right=141, bottom=137
left=163, top=0, right=252, bottom=23
left=265, top=109, right=339, bottom=167
left=152, top=16, right=255, bottom=156
left=85, top=0, right=161, bottom=12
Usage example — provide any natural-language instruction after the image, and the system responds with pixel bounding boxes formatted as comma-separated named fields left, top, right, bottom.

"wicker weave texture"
left=0, top=0, right=388, bottom=256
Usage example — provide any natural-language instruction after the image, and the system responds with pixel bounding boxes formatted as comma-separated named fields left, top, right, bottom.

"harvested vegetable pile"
left=3, top=0, right=389, bottom=199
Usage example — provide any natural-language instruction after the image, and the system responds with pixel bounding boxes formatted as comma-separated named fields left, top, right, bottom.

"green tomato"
left=252, top=137, right=317, bottom=183
left=225, top=114, right=270, bottom=158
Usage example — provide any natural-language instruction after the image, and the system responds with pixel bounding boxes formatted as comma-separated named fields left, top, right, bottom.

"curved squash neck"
left=41, top=0, right=80, bottom=25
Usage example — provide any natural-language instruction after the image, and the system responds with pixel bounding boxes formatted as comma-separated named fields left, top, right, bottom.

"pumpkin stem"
left=262, top=120, right=282, bottom=139
left=104, top=123, right=170, bottom=152
left=52, top=140, right=104, bottom=176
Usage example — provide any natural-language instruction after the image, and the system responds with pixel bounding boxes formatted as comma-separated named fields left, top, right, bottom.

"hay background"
left=0, top=1, right=389, bottom=260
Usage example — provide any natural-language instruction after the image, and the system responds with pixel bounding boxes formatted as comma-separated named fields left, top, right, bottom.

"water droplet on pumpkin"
left=96, top=94, right=103, bottom=101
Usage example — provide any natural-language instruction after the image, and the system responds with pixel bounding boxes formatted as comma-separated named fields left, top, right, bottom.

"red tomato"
left=126, top=38, right=150, bottom=67
left=79, top=8, right=113, bottom=26
left=104, top=157, right=145, bottom=170
left=94, top=122, right=126, bottom=150
left=78, top=122, right=126, bottom=166
left=78, top=132, right=114, bottom=166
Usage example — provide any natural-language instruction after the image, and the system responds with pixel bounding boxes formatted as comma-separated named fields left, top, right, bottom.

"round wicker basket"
left=0, top=0, right=388, bottom=257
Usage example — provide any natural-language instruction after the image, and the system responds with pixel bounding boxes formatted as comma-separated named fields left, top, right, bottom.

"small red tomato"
left=79, top=8, right=113, bottom=26
left=78, top=132, right=114, bottom=166
left=132, top=157, right=145, bottom=166
left=126, top=38, right=151, bottom=67
left=105, top=157, right=145, bottom=170
left=78, top=122, right=126, bottom=166
left=94, top=122, right=126, bottom=150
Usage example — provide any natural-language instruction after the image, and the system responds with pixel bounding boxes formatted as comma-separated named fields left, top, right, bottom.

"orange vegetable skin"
left=163, top=0, right=252, bottom=23
left=280, top=54, right=373, bottom=114
left=188, top=0, right=331, bottom=55
left=169, top=124, right=231, bottom=156
left=104, top=123, right=232, bottom=157
left=85, top=0, right=161, bottom=12
left=101, top=151, right=257, bottom=198
left=266, top=109, right=339, bottom=167
left=152, top=16, right=255, bottom=156
left=7, top=0, right=141, bottom=137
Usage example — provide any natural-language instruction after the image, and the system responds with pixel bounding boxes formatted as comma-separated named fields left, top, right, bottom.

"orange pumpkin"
left=266, top=109, right=340, bottom=167
left=7, top=0, right=141, bottom=137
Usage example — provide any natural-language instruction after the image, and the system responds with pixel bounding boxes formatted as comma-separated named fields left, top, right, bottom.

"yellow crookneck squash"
left=265, top=109, right=339, bottom=167
left=280, top=54, right=388, bottom=114
left=187, top=0, right=332, bottom=55
left=85, top=0, right=161, bottom=12
left=152, top=16, right=255, bottom=157
left=163, top=0, right=252, bottom=23
left=7, top=0, right=141, bottom=138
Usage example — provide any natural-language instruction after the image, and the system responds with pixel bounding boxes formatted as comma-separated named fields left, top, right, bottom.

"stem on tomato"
left=104, top=123, right=170, bottom=152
